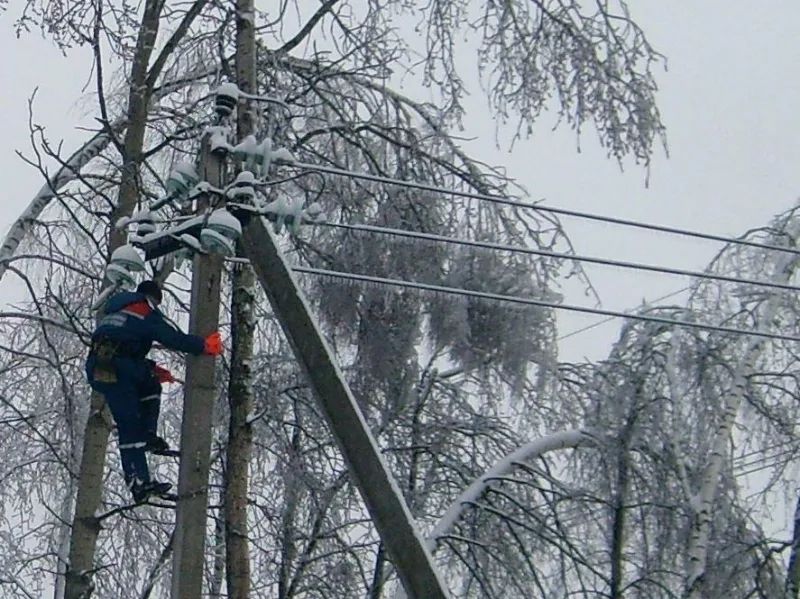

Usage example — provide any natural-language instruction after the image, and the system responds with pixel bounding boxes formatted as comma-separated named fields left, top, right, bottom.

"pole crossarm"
left=239, top=214, right=450, bottom=599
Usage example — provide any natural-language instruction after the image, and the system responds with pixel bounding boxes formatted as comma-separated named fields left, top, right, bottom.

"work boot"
left=145, top=435, right=171, bottom=454
left=131, top=480, right=172, bottom=503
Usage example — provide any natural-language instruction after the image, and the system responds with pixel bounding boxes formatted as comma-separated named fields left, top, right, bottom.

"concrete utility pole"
left=239, top=217, right=449, bottom=599
left=170, top=145, right=225, bottom=599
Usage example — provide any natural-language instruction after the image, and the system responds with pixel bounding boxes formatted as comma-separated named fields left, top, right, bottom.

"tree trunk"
left=63, top=2, right=163, bottom=596
left=224, top=0, right=257, bottom=596
left=224, top=262, right=256, bottom=598
left=785, top=494, right=800, bottom=598
left=63, top=392, right=113, bottom=599
left=209, top=514, right=226, bottom=598
left=610, top=431, right=632, bottom=598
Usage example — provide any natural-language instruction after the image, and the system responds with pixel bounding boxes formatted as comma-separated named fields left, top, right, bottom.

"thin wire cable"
left=290, top=160, right=800, bottom=257
left=557, top=287, right=693, bottom=341
left=316, top=221, right=800, bottom=294
left=292, top=266, right=800, bottom=343
left=734, top=447, right=797, bottom=473
left=733, top=440, right=798, bottom=465
left=735, top=460, right=794, bottom=479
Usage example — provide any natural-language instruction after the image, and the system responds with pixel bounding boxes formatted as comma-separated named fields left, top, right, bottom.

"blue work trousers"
left=86, top=356, right=162, bottom=487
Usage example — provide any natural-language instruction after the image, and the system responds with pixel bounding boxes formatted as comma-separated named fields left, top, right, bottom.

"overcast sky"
left=455, top=1, right=800, bottom=362
left=1, top=1, right=799, bottom=363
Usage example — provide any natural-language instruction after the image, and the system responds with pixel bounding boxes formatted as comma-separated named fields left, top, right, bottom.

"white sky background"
left=0, top=0, right=799, bottom=366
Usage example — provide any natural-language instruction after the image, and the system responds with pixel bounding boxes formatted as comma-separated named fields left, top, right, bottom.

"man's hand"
left=153, top=364, right=176, bottom=383
left=203, top=331, right=223, bottom=356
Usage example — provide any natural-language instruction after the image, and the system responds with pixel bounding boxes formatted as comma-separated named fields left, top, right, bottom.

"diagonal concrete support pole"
left=239, top=215, right=449, bottom=599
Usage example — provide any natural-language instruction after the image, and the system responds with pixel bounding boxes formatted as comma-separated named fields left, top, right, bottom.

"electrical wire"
left=289, top=160, right=800, bottom=257
left=734, top=447, right=798, bottom=474
left=733, top=440, right=798, bottom=465
left=316, top=221, right=800, bottom=294
left=292, top=266, right=800, bottom=343
left=557, top=287, right=693, bottom=341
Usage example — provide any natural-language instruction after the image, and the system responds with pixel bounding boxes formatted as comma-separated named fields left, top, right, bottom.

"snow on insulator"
left=110, top=244, right=146, bottom=272
left=105, top=262, right=136, bottom=287
left=232, top=134, right=259, bottom=159
left=115, top=216, right=132, bottom=230
left=206, top=209, right=242, bottom=239
left=165, top=174, right=188, bottom=199
left=303, top=202, right=324, bottom=221
left=200, top=228, right=236, bottom=256
left=228, top=186, right=256, bottom=204
left=232, top=171, right=257, bottom=186
left=215, top=82, right=240, bottom=117
left=132, top=208, right=155, bottom=235
left=270, top=147, right=296, bottom=164
left=179, top=233, right=204, bottom=253
left=257, top=138, right=273, bottom=175
left=264, top=195, right=305, bottom=234
left=207, top=125, right=233, bottom=155
left=227, top=171, right=257, bottom=204
left=263, top=196, right=289, bottom=218
left=232, top=135, right=273, bottom=176
left=166, top=161, right=199, bottom=198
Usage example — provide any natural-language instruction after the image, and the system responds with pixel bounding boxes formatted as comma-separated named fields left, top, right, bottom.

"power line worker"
left=85, top=280, right=223, bottom=503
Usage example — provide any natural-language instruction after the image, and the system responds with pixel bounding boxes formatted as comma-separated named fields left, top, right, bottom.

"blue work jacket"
left=92, top=291, right=205, bottom=358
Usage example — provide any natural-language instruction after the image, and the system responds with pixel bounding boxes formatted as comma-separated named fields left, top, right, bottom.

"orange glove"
left=153, top=364, right=176, bottom=384
left=203, top=331, right=223, bottom=356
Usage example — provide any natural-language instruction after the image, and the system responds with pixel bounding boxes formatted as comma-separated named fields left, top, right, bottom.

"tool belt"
left=91, top=338, right=139, bottom=359
left=90, top=338, right=137, bottom=383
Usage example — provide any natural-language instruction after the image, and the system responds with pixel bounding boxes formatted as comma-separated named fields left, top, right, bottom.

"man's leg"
left=101, top=381, right=152, bottom=491
left=138, top=368, right=164, bottom=446
left=137, top=366, right=174, bottom=454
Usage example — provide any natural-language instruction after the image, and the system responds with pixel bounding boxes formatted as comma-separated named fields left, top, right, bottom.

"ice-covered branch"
left=428, top=428, right=596, bottom=549
left=0, top=125, right=122, bottom=283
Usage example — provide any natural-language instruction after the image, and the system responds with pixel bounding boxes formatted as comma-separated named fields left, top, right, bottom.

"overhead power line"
left=316, top=221, right=800, bottom=294
left=292, top=266, right=800, bottom=344
left=291, top=161, right=800, bottom=257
